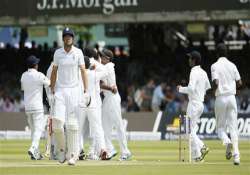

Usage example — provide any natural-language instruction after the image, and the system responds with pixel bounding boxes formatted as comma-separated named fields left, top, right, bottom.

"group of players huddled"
left=21, top=27, right=131, bottom=165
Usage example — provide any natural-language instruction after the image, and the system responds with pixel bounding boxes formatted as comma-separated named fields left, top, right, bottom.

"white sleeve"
left=78, top=50, right=85, bottom=66
left=53, top=51, right=59, bottom=66
left=96, top=66, right=109, bottom=81
left=234, top=65, right=241, bottom=81
left=179, top=71, right=196, bottom=94
left=205, top=75, right=211, bottom=91
left=211, top=65, right=218, bottom=81
left=39, top=73, right=50, bottom=87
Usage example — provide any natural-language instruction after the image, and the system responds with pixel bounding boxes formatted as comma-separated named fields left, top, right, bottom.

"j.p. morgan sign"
left=1, top=0, right=249, bottom=18
left=35, top=0, right=250, bottom=15
left=37, top=0, right=139, bottom=15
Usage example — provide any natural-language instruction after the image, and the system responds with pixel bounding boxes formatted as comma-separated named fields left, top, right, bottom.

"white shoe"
left=233, top=154, right=240, bottom=165
left=119, top=152, right=132, bottom=161
left=28, top=147, right=43, bottom=160
left=57, top=150, right=66, bottom=164
left=68, top=157, right=76, bottom=165
left=68, top=153, right=78, bottom=165
left=106, top=150, right=118, bottom=160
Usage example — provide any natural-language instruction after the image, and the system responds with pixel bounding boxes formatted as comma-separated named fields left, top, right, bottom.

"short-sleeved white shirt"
left=21, top=69, right=50, bottom=113
left=179, top=66, right=211, bottom=102
left=211, top=57, right=241, bottom=97
left=102, top=63, right=117, bottom=96
left=53, top=46, right=85, bottom=88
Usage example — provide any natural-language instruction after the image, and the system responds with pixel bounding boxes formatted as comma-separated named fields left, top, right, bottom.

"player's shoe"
left=226, top=143, right=233, bottom=160
left=100, top=149, right=108, bottom=160
left=106, top=150, right=118, bottom=160
left=119, top=152, right=132, bottom=161
left=233, top=154, right=240, bottom=165
left=28, top=147, right=43, bottom=160
left=78, top=149, right=86, bottom=160
left=200, top=145, right=209, bottom=161
left=58, top=150, right=66, bottom=164
left=68, top=154, right=77, bottom=166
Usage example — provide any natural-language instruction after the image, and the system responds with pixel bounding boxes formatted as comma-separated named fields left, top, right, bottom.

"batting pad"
left=52, top=119, right=65, bottom=152
left=66, top=114, right=79, bottom=159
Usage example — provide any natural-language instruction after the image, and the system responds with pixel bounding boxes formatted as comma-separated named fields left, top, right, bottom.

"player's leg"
left=66, top=87, right=80, bottom=165
left=88, top=109, right=107, bottom=160
left=187, top=102, right=205, bottom=161
left=215, top=96, right=231, bottom=145
left=31, top=112, right=46, bottom=159
left=77, top=106, right=87, bottom=160
left=227, top=96, right=240, bottom=165
left=52, top=118, right=66, bottom=163
left=26, top=113, right=36, bottom=159
left=102, top=97, right=117, bottom=159
left=52, top=90, right=67, bottom=163
left=111, top=94, right=131, bottom=160
left=66, top=111, right=79, bottom=165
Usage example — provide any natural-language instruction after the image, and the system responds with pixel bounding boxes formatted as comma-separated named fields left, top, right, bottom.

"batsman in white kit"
left=78, top=56, right=109, bottom=160
left=211, top=43, right=242, bottom=165
left=50, top=27, right=88, bottom=165
left=177, top=51, right=211, bottom=162
left=21, top=55, right=50, bottom=160
left=100, top=49, right=132, bottom=160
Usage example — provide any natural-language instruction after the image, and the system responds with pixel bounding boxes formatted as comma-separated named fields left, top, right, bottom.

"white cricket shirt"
left=102, top=63, right=117, bottom=96
left=81, top=68, right=109, bottom=108
left=179, top=65, right=211, bottom=102
left=211, top=57, right=241, bottom=97
left=53, top=46, right=85, bottom=88
left=21, top=69, right=50, bottom=113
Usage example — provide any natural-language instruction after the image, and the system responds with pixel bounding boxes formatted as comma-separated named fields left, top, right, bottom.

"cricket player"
left=177, top=51, right=211, bottom=162
left=100, top=49, right=131, bottom=160
left=50, top=27, right=88, bottom=165
left=78, top=56, right=108, bottom=160
left=21, top=55, right=50, bottom=160
left=79, top=47, right=105, bottom=160
left=211, top=43, right=242, bottom=165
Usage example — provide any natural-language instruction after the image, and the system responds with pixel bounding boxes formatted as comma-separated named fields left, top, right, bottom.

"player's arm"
left=80, top=64, right=88, bottom=93
left=211, top=65, right=218, bottom=92
left=234, top=65, right=243, bottom=89
left=178, top=71, right=196, bottom=94
left=100, top=80, right=117, bottom=93
left=50, top=65, right=58, bottom=94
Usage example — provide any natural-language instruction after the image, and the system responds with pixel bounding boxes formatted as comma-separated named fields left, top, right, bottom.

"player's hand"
left=51, top=88, right=55, bottom=94
left=111, top=86, right=117, bottom=94
left=90, top=64, right=96, bottom=70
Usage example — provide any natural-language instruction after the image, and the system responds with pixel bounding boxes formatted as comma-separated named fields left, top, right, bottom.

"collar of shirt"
left=218, top=57, right=227, bottom=62
left=62, top=45, right=75, bottom=54
left=28, top=68, right=37, bottom=72
left=191, top=65, right=200, bottom=71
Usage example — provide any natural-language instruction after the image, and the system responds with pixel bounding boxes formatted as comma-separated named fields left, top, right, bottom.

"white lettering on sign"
left=198, top=117, right=250, bottom=136
left=36, top=0, right=139, bottom=15
left=205, top=118, right=216, bottom=134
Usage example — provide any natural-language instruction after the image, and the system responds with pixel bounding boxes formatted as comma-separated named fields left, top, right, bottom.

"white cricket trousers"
left=102, top=92, right=130, bottom=155
left=186, top=100, right=204, bottom=159
left=26, top=112, right=46, bottom=150
left=215, top=95, right=240, bottom=156
left=78, top=107, right=106, bottom=156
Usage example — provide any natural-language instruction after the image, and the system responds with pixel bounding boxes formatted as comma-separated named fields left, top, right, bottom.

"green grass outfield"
left=0, top=139, right=249, bottom=175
